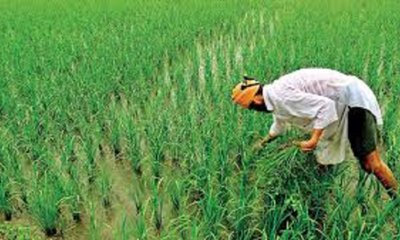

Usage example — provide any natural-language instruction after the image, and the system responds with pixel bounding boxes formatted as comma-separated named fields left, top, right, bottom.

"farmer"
left=231, top=68, right=398, bottom=198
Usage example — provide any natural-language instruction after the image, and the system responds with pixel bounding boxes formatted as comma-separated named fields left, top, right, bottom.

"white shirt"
left=262, top=68, right=383, bottom=165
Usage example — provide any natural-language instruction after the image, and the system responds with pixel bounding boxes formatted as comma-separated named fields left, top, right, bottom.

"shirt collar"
left=262, top=84, right=274, bottom=111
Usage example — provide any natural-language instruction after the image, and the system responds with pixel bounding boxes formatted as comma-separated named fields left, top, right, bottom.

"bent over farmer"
left=231, top=68, right=398, bottom=198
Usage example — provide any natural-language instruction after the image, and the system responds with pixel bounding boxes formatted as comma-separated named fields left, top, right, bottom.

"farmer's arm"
left=268, top=115, right=285, bottom=139
left=284, top=91, right=338, bottom=151
left=252, top=115, right=284, bottom=150
left=298, top=128, right=324, bottom=151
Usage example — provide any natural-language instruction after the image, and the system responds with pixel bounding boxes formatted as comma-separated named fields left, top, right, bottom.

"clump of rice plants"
left=97, top=168, right=112, bottom=209
left=64, top=175, right=82, bottom=223
left=145, top=111, right=169, bottom=184
left=82, top=135, right=98, bottom=185
left=135, top=208, right=148, bottom=239
left=169, top=180, right=183, bottom=214
left=0, top=174, right=12, bottom=221
left=28, top=172, right=67, bottom=236
left=109, top=101, right=123, bottom=162
left=151, top=181, right=163, bottom=235
left=88, top=202, right=100, bottom=240
left=125, top=115, right=143, bottom=176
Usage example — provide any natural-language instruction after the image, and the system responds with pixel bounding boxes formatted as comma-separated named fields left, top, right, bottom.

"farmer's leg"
left=348, top=107, right=398, bottom=198
left=360, top=150, right=398, bottom=198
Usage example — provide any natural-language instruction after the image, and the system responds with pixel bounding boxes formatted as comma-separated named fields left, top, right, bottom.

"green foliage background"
left=0, top=0, right=400, bottom=239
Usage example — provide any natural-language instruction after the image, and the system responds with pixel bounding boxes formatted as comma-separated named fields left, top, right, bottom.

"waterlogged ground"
left=1, top=0, right=400, bottom=239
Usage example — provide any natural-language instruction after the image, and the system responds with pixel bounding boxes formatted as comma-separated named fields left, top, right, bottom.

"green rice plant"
left=0, top=224, right=33, bottom=240
left=28, top=172, right=67, bottom=237
left=97, top=168, right=112, bottom=208
left=125, top=116, right=143, bottom=176
left=199, top=187, right=225, bottom=239
left=0, top=135, right=16, bottom=222
left=60, top=135, right=77, bottom=177
left=113, top=213, right=131, bottom=240
left=145, top=110, right=169, bottom=184
left=151, top=159, right=162, bottom=186
left=63, top=174, right=82, bottom=223
left=381, top=99, right=400, bottom=171
left=151, top=181, right=163, bottom=235
left=111, top=124, right=122, bottom=162
left=109, top=102, right=123, bottom=162
left=0, top=0, right=399, bottom=238
left=230, top=170, right=257, bottom=240
left=88, top=201, right=100, bottom=240
left=133, top=190, right=143, bottom=216
left=57, top=134, right=83, bottom=222
left=169, top=180, right=183, bottom=215
left=71, top=194, right=82, bottom=223
left=82, top=135, right=98, bottom=185
left=0, top=174, right=12, bottom=221
left=135, top=208, right=147, bottom=239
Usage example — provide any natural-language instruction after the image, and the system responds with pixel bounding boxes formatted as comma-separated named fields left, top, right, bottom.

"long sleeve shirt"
left=262, top=68, right=383, bottom=165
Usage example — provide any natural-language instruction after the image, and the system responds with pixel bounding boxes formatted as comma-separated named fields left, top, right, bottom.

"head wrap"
left=231, top=77, right=261, bottom=108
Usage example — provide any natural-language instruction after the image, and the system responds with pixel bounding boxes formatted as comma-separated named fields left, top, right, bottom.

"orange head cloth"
left=231, top=79, right=261, bottom=108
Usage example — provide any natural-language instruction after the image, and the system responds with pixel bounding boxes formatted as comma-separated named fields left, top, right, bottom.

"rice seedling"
left=88, top=201, right=100, bottom=240
left=169, top=180, right=182, bottom=214
left=0, top=174, right=12, bottom=221
left=28, top=171, right=67, bottom=236
left=135, top=209, right=148, bottom=240
left=125, top=116, right=143, bottom=176
left=97, top=168, right=112, bottom=209
left=82, top=135, right=98, bottom=185
left=113, top=213, right=131, bottom=240
left=151, top=180, right=164, bottom=235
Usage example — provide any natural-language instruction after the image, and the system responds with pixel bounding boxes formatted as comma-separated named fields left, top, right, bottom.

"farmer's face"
left=248, top=94, right=270, bottom=113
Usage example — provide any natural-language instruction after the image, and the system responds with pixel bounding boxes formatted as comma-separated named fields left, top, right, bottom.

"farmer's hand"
left=294, top=139, right=318, bottom=152
left=294, top=128, right=324, bottom=152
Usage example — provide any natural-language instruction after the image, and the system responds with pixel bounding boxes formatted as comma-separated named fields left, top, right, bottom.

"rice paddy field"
left=1, top=0, right=400, bottom=239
